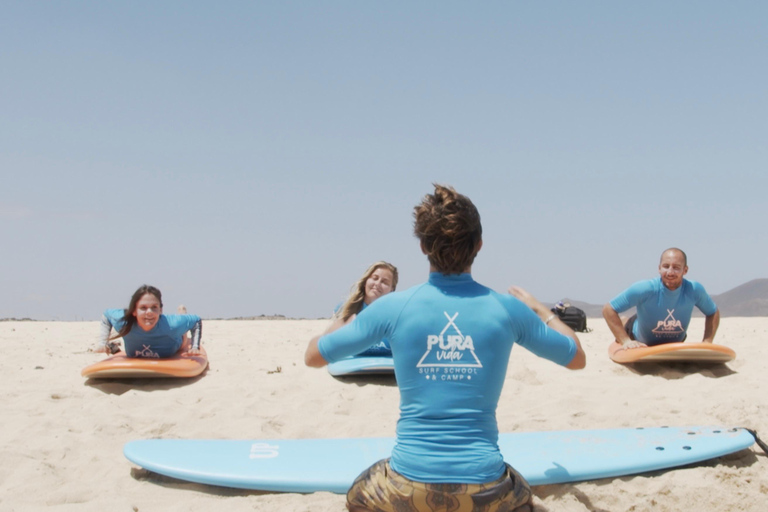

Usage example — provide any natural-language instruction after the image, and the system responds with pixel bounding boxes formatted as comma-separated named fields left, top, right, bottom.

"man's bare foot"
left=177, top=305, right=187, bottom=314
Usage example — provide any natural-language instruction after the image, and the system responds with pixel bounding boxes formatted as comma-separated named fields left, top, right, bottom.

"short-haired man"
left=603, top=248, right=720, bottom=349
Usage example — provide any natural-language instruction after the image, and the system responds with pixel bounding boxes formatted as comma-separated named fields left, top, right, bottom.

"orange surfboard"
left=82, top=344, right=208, bottom=379
left=609, top=341, right=735, bottom=364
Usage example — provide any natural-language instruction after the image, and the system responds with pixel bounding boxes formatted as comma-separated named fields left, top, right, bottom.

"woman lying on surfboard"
left=92, top=285, right=202, bottom=358
left=323, top=261, right=398, bottom=356
left=306, top=184, right=586, bottom=512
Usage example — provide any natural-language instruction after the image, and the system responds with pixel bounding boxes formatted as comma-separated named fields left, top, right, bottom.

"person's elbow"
left=602, top=303, right=617, bottom=321
left=304, top=337, right=328, bottom=368
left=566, top=352, right=586, bottom=370
left=304, top=352, right=326, bottom=367
left=565, top=345, right=586, bottom=370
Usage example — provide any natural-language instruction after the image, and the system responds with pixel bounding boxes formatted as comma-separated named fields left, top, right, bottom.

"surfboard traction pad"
left=609, top=342, right=736, bottom=364
left=123, top=426, right=756, bottom=493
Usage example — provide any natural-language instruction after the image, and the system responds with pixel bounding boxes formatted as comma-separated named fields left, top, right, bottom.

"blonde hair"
left=336, top=261, right=399, bottom=322
left=413, top=184, right=482, bottom=274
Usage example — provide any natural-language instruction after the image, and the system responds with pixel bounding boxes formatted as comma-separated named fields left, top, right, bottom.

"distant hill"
left=709, top=278, right=768, bottom=317
left=549, top=278, right=768, bottom=318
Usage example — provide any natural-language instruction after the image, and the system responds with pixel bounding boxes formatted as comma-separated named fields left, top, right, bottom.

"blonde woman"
left=323, top=261, right=398, bottom=356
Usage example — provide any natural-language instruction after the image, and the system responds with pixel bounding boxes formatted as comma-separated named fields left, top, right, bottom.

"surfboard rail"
left=609, top=342, right=735, bottom=364
left=81, top=347, right=208, bottom=379
left=327, top=356, right=395, bottom=376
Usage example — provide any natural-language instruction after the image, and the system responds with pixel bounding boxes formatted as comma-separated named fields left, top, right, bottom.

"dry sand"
left=2, top=317, right=767, bottom=511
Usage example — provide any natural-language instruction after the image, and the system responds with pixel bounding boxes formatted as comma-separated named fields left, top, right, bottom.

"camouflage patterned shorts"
left=346, top=459, right=533, bottom=512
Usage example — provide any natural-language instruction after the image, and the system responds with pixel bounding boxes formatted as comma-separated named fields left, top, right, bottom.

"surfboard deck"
left=327, top=356, right=394, bottom=376
left=123, top=426, right=754, bottom=493
left=609, top=342, right=735, bottom=364
left=81, top=346, right=208, bottom=379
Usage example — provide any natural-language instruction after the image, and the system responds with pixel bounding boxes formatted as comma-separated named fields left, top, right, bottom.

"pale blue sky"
left=2, top=2, right=766, bottom=320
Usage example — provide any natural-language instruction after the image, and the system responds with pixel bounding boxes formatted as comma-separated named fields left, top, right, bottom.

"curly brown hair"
left=413, top=184, right=482, bottom=274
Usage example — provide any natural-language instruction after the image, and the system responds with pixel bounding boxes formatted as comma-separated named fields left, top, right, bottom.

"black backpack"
left=551, top=302, right=590, bottom=332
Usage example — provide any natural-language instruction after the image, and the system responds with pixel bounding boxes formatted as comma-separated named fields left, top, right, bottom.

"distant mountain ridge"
left=550, top=278, right=768, bottom=318
left=709, top=278, right=768, bottom=317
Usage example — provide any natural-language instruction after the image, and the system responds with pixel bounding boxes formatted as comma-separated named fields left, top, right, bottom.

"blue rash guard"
left=318, top=273, right=577, bottom=483
left=102, top=309, right=202, bottom=358
left=609, top=277, right=717, bottom=346
left=333, top=302, right=392, bottom=357
left=353, top=303, right=391, bottom=356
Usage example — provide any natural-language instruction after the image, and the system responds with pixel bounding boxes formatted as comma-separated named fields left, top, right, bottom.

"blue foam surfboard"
left=327, top=356, right=394, bottom=376
left=123, top=426, right=754, bottom=493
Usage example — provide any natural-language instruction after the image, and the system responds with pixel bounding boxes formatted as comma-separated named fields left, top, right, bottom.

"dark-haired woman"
left=93, top=285, right=202, bottom=358
left=306, top=184, right=585, bottom=512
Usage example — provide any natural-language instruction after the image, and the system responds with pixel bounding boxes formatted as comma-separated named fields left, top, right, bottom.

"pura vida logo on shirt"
left=417, top=312, right=482, bottom=370
left=652, top=309, right=684, bottom=337
left=134, top=344, right=160, bottom=358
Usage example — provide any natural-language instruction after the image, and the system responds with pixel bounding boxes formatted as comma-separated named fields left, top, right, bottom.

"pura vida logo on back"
left=652, top=309, right=684, bottom=337
left=417, top=312, right=482, bottom=381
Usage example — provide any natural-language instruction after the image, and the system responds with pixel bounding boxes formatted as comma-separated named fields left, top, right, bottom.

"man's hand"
left=619, top=339, right=647, bottom=350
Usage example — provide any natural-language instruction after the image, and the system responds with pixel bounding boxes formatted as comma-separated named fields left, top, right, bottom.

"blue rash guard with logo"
left=608, top=277, right=717, bottom=346
left=318, top=273, right=577, bottom=483
left=102, top=309, right=201, bottom=358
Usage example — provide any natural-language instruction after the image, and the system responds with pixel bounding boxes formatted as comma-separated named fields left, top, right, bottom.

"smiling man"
left=603, top=248, right=720, bottom=349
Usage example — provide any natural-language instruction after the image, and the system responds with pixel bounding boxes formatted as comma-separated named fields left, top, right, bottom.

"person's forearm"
left=322, top=316, right=349, bottom=336
left=190, top=319, right=202, bottom=350
left=603, top=304, right=632, bottom=346
left=98, top=315, right=112, bottom=347
left=702, top=309, right=720, bottom=343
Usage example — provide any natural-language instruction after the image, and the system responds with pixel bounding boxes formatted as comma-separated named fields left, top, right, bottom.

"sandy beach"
left=2, top=317, right=766, bottom=512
